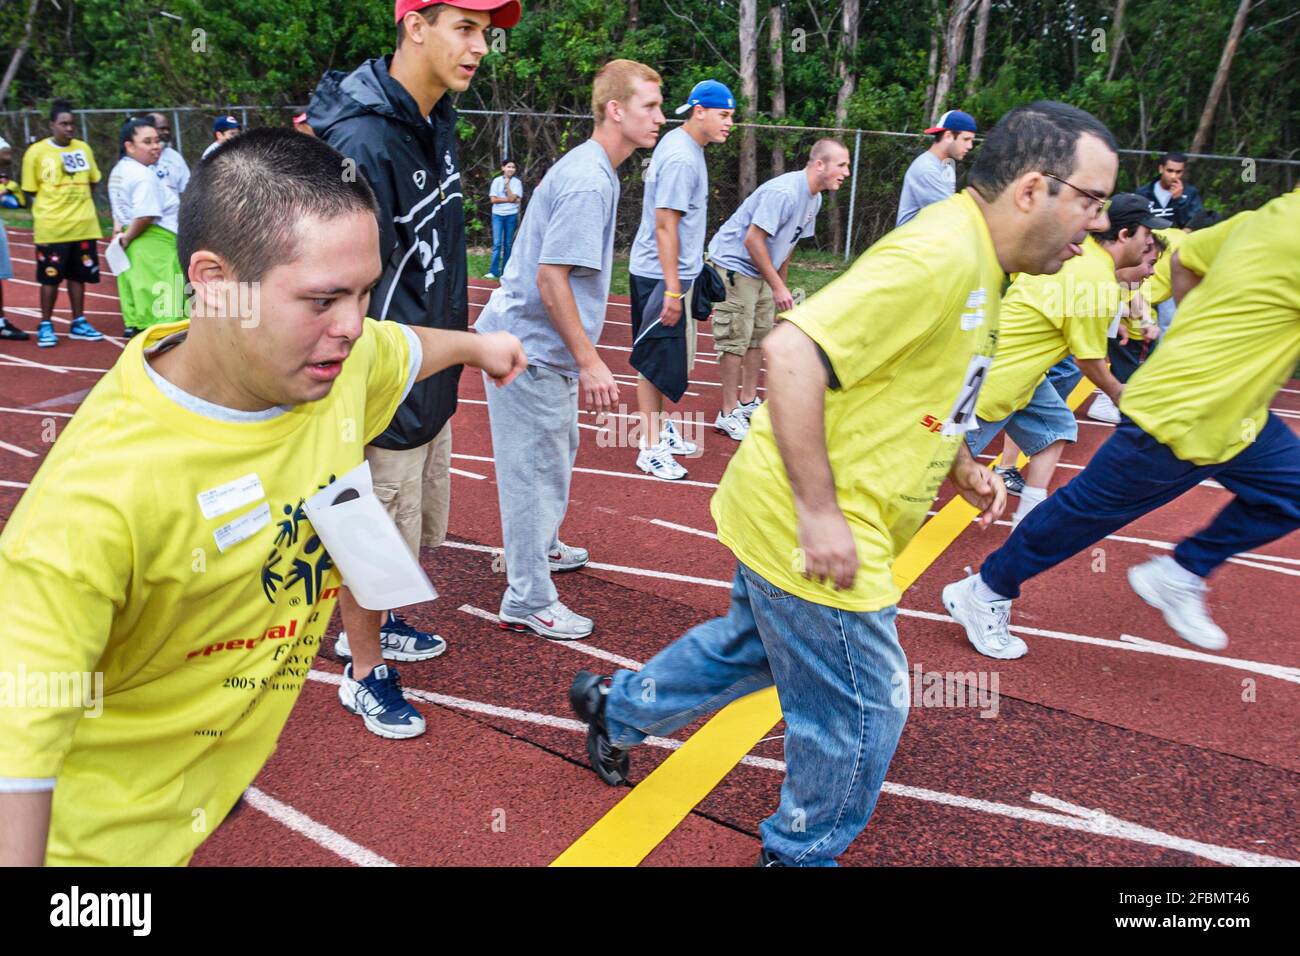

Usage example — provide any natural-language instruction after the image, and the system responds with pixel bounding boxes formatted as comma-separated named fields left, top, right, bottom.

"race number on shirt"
left=942, top=353, right=993, bottom=436
left=60, top=150, right=90, bottom=175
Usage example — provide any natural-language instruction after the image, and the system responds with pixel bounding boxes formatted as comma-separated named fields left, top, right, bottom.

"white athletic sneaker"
left=941, top=574, right=1029, bottom=660
left=636, top=444, right=688, bottom=481
left=1127, top=557, right=1229, bottom=650
left=499, top=600, right=594, bottom=640
left=659, top=418, right=699, bottom=455
left=548, top=541, right=589, bottom=572
left=737, top=397, right=763, bottom=420
left=338, top=663, right=426, bottom=739
left=714, top=409, right=749, bottom=441
left=1088, top=391, right=1121, bottom=424
left=336, top=613, right=447, bottom=662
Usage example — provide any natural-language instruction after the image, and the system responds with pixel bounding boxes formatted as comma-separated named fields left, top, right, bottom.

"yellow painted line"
left=552, top=375, right=1099, bottom=866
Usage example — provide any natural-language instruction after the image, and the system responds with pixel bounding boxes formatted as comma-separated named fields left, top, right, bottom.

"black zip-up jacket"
left=307, top=56, right=467, bottom=450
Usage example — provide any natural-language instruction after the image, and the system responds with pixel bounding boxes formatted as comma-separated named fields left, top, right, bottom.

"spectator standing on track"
left=0, top=129, right=526, bottom=866
left=0, top=136, right=23, bottom=341
left=308, top=0, right=520, bottom=739
left=896, top=109, right=977, bottom=227
left=485, top=159, right=523, bottom=280
left=1136, top=152, right=1204, bottom=229
left=202, top=115, right=244, bottom=160
left=476, top=59, right=666, bottom=641
left=109, top=118, right=185, bottom=338
left=142, top=111, right=191, bottom=197
left=627, top=79, right=734, bottom=482
left=945, top=187, right=1300, bottom=659
left=20, top=100, right=107, bottom=348
left=571, top=101, right=1120, bottom=866
left=705, top=141, right=850, bottom=441
left=962, top=194, right=1163, bottom=536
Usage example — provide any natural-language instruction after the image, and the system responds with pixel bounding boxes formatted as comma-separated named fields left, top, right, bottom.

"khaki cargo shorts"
left=710, top=267, right=775, bottom=357
left=365, top=421, right=452, bottom=557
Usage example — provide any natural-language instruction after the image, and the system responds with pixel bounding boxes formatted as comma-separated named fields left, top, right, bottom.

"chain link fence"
left=3, top=106, right=1296, bottom=260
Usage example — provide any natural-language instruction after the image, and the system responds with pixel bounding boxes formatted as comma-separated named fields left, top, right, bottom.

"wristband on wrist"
left=664, top=290, right=684, bottom=299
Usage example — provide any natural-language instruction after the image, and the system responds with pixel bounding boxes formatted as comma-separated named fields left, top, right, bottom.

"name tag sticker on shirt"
left=60, top=150, right=90, bottom=174
left=303, top=461, right=437, bottom=611
left=960, top=288, right=987, bottom=330
left=197, top=472, right=265, bottom=520
left=213, top=502, right=271, bottom=553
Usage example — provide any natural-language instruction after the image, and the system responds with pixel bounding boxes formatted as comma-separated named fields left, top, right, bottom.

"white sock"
left=1156, top=554, right=1204, bottom=587
left=1012, top=486, right=1048, bottom=527
left=973, top=573, right=1010, bottom=603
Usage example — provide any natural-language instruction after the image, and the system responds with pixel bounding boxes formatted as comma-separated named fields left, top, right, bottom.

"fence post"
left=172, top=109, right=183, bottom=154
left=240, top=107, right=249, bottom=130
left=23, top=112, right=31, bottom=145
left=844, top=128, right=862, bottom=262
left=502, top=111, right=510, bottom=162
left=79, top=111, right=88, bottom=143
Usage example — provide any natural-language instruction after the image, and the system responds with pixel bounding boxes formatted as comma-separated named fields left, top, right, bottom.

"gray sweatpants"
left=483, top=365, right=580, bottom=616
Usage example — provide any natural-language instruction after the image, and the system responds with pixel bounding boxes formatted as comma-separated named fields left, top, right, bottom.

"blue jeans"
left=603, top=563, right=910, bottom=866
left=966, top=373, right=1079, bottom=457
left=981, top=414, right=1300, bottom=597
left=490, top=213, right=518, bottom=276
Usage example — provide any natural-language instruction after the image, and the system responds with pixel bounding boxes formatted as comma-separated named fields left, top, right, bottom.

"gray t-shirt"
left=896, top=150, right=956, bottom=226
left=490, top=175, right=524, bottom=216
left=628, top=126, right=708, bottom=283
left=706, top=170, right=821, bottom=279
left=474, top=139, right=619, bottom=378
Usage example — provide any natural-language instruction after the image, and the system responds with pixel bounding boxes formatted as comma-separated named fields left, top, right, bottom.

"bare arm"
left=654, top=207, right=685, bottom=327
left=121, top=215, right=157, bottom=247
left=0, top=791, right=52, bottom=866
left=743, top=224, right=794, bottom=312
left=762, top=321, right=858, bottom=590
left=409, top=326, right=526, bottom=388
left=1077, top=357, right=1124, bottom=404
left=1169, top=250, right=1202, bottom=305
left=536, top=263, right=618, bottom=411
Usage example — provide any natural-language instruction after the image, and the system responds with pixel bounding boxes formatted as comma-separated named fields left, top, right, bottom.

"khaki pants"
left=365, top=421, right=452, bottom=558
left=711, top=270, right=775, bottom=357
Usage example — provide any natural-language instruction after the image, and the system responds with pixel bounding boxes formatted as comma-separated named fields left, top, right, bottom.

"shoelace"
left=365, top=670, right=408, bottom=712
left=988, top=602, right=1012, bottom=648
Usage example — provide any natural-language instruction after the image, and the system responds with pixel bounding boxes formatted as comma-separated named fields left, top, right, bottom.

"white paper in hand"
left=302, top=461, right=437, bottom=610
left=105, top=235, right=131, bottom=276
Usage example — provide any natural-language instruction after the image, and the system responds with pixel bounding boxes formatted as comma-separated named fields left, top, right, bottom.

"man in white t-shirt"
left=143, top=111, right=191, bottom=196
left=485, top=159, right=523, bottom=279
left=896, top=109, right=977, bottom=227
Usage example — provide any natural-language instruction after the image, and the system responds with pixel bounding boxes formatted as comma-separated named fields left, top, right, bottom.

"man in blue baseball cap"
left=201, top=115, right=243, bottom=161
left=673, top=79, right=735, bottom=115
left=896, top=108, right=977, bottom=226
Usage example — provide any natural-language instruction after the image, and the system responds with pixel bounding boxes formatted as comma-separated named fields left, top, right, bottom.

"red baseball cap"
left=394, top=0, right=522, bottom=28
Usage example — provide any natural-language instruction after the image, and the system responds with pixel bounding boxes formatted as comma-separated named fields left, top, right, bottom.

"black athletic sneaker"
left=569, top=670, right=630, bottom=786
left=122, top=326, right=140, bottom=340
left=0, top=319, right=29, bottom=341
left=994, top=465, right=1026, bottom=496
left=756, top=848, right=788, bottom=867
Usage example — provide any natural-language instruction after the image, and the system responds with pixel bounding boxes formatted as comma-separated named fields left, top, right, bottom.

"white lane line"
left=2, top=277, right=123, bottom=303
left=0, top=480, right=31, bottom=489
left=300, top=668, right=1298, bottom=867
left=899, top=607, right=1300, bottom=684
left=242, top=785, right=396, bottom=867
left=448, top=450, right=721, bottom=490
left=0, top=357, right=110, bottom=374
left=449, top=467, right=487, bottom=481
left=1098, top=533, right=1300, bottom=576
left=440, top=539, right=732, bottom=589
left=649, top=518, right=718, bottom=540
left=610, top=374, right=701, bottom=398
left=0, top=439, right=37, bottom=459
left=0, top=406, right=73, bottom=418
left=457, top=604, right=644, bottom=670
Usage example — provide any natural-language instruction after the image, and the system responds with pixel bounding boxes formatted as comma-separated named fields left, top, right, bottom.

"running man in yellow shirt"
left=945, top=187, right=1300, bottom=658
left=19, top=100, right=107, bottom=347
left=569, top=101, right=1119, bottom=866
left=0, top=129, right=526, bottom=866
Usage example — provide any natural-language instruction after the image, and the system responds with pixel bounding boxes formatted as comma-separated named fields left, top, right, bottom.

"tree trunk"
left=0, top=0, right=41, bottom=109
left=1106, top=0, right=1128, bottom=82
left=739, top=0, right=759, bottom=197
left=629, top=0, right=639, bottom=30
left=831, top=0, right=860, bottom=254
left=966, top=0, right=992, bottom=95
left=923, top=0, right=942, bottom=121
left=1190, top=0, right=1251, bottom=156
left=932, top=0, right=978, bottom=122
left=769, top=3, right=786, bottom=175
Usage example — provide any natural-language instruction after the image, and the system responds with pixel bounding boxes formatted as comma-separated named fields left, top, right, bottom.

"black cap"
left=1106, top=193, right=1169, bottom=231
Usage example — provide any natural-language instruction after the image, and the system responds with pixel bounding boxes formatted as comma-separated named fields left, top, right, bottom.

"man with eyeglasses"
left=955, top=194, right=1163, bottom=561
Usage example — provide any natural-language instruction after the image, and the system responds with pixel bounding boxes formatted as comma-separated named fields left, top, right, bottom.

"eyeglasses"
left=1041, top=172, right=1110, bottom=216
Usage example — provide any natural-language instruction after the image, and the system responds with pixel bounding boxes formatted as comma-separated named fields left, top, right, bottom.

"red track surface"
left=2, top=225, right=1297, bottom=867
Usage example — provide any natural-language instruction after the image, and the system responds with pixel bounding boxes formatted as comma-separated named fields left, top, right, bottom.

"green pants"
left=119, top=225, right=183, bottom=330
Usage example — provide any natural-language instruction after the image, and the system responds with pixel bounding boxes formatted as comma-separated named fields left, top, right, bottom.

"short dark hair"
left=932, top=130, right=952, bottom=145
left=118, top=118, right=157, bottom=158
left=1160, top=151, right=1187, bottom=166
left=395, top=4, right=446, bottom=49
left=178, top=128, right=378, bottom=283
left=1091, top=220, right=1140, bottom=243
left=968, top=100, right=1117, bottom=201
left=49, top=99, right=74, bottom=122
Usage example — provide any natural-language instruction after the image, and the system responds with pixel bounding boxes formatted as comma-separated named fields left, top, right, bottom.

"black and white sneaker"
left=994, top=465, right=1026, bottom=496
left=569, top=670, right=630, bottom=786
left=0, top=319, right=29, bottom=341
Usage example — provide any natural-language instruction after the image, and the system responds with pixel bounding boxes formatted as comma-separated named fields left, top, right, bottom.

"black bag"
left=691, top=261, right=726, bottom=323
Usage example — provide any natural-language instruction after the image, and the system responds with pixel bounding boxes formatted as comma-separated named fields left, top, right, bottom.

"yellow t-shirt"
left=1177, top=210, right=1253, bottom=275
left=0, top=317, right=411, bottom=865
left=976, top=236, right=1118, bottom=422
left=1122, top=227, right=1190, bottom=335
left=710, top=191, right=1003, bottom=612
left=1122, top=189, right=1300, bottom=465
left=20, top=137, right=103, bottom=244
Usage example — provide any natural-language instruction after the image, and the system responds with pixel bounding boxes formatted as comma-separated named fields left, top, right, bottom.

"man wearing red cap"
left=307, top=0, right=521, bottom=739
left=897, top=109, right=977, bottom=227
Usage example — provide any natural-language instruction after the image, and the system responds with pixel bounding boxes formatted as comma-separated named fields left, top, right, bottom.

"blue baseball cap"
left=213, top=115, right=242, bottom=133
left=675, top=80, right=736, bottom=116
left=926, top=109, right=977, bottom=135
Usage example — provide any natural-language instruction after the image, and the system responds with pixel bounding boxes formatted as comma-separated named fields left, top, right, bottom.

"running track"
left=1, top=226, right=1296, bottom=867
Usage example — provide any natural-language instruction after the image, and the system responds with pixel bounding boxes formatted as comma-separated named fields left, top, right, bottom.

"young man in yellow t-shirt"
left=19, top=100, right=107, bottom=347
left=0, top=129, right=526, bottom=866
left=946, top=188, right=1300, bottom=658
left=569, top=101, right=1120, bottom=866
